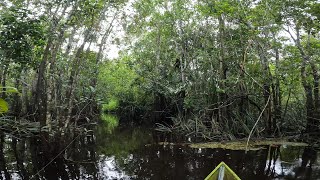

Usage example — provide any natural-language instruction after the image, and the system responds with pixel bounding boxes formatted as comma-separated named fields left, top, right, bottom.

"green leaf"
left=0, top=98, right=9, bottom=113
left=4, top=87, right=19, bottom=93
left=102, top=98, right=119, bottom=111
left=0, top=87, right=20, bottom=94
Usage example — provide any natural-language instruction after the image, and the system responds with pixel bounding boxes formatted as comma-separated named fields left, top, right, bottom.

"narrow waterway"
left=0, top=125, right=319, bottom=179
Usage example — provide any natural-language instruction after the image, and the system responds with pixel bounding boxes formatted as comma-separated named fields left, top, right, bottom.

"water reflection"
left=0, top=126, right=319, bottom=179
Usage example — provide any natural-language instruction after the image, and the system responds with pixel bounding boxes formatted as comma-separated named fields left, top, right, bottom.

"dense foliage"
left=0, top=0, right=320, bottom=140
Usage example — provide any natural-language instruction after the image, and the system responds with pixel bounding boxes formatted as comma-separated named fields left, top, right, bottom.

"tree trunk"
left=257, top=41, right=273, bottom=135
left=64, top=39, right=87, bottom=130
left=1, top=65, right=8, bottom=98
left=13, top=77, right=22, bottom=116
left=273, top=41, right=281, bottom=135
left=46, top=28, right=66, bottom=132
left=34, top=39, right=52, bottom=127
left=21, top=70, right=29, bottom=116
left=294, top=26, right=319, bottom=134
left=218, top=14, right=228, bottom=129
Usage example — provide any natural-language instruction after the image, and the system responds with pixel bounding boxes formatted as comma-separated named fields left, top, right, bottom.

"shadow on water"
left=0, top=124, right=320, bottom=179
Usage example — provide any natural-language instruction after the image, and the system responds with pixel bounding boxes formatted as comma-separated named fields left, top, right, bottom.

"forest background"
left=0, top=0, right=320, bottom=141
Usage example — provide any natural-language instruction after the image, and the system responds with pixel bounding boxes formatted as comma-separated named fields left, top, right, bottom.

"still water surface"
left=1, top=125, right=320, bottom=180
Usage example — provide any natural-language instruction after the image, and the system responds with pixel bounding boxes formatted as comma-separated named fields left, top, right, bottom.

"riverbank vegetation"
left=0, top=0, right=320, bottom=142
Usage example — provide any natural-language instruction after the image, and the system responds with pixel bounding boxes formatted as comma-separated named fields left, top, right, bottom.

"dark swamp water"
left=1, top=124, right=320, bottom=180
